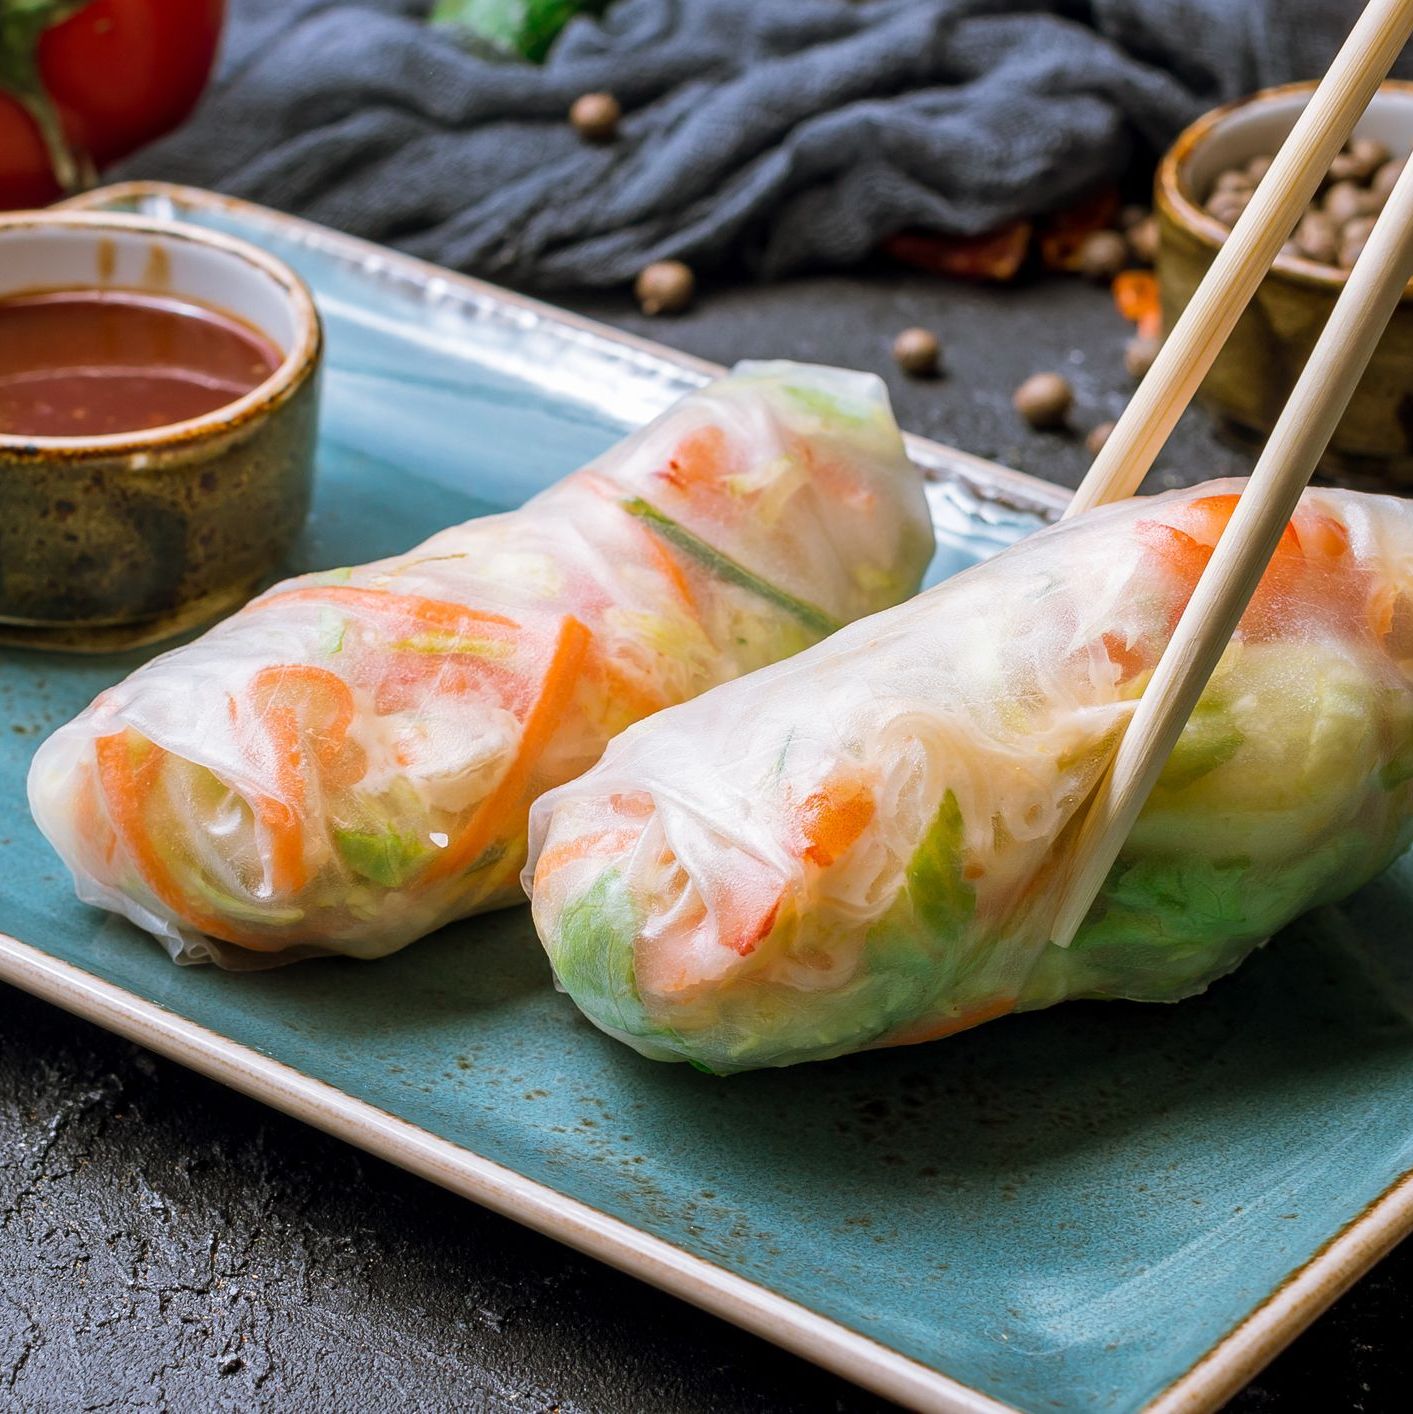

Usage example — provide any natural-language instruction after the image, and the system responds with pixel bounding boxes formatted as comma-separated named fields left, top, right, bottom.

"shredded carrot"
left=799, top=780, right=876, bottom=867
left=655, top=425, right=732, bottom=494
left=1112, top=269, right=1161, bottom=337
left=422, top=616, right=592, bottom=886
left=250, top=585, right=518, bottom=634
left=94, top=731, right=279, bottom=951
left=73, top=765, right=116, bottom=869
left=574, top=468, right=703, bottom=621
left=639, top=526, right=700, bottom=619
left=250, top=665, right=356, bottom=773
left=610, top=791, right=655, bottom=817
left=251, top=704, right=310, bottom=896
left=1100, top=630, right=1148, bottom=682
left=790, top=437, right=876, bottom=512
left=534, top=828, right=641, bottom=885
left=241, top=665, right=365, bottom=895
left=732, top=896, right=780, bottom=957
left=1135, top=493, right=1359, bottom=638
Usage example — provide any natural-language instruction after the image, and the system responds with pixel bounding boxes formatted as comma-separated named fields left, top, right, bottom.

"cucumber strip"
left=620, top=497, right=842, bottom=637
left=190, top=874, right=305, bottom=927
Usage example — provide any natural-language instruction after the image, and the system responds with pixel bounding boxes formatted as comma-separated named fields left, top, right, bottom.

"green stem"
left=0, top=0, right=99, bottom=197
left=621, top=497, right=843, bottom=638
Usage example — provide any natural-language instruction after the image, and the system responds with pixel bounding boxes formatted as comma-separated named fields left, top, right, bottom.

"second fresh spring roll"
left=29, top=362, right=933, bottom=965
left=526, top=483, right=1413, bottom=1072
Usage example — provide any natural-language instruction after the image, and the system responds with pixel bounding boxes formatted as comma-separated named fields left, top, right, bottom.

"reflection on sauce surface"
left=0, top=289, right=280, bottom=438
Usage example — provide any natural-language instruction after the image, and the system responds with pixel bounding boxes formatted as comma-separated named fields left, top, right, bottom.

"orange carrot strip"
left=423, top=616, right=592, bottom=886
left=637, top=525, right=700, bottom=619
left=251, top=664, right=356, bottom=771
left=1112, top=269, right=1159, bottom=323
left=534, top=828, right=641, bottom=885
left=1100, top=630, right=1148, bottom=682
left=250, top=585, right=518, bottom=633
left=655, top=425, right=732, bottom=494
left=251, top=704, right=310, bottom=896
left=94, top=731, right=281, bottom=951
left=799, top=781, right=876, bottom=867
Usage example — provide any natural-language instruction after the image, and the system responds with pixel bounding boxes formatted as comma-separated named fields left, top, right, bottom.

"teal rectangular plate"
left=5, top=184, right=1413, bottom=1414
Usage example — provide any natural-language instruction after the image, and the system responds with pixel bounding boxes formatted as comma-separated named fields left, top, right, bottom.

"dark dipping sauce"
left=0, top=289, right=281, bottom=438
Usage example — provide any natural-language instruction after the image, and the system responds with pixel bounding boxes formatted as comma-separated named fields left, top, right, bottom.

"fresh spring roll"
left=29, top=361, right=933, bottom=966
left=526, top=483, right=1413, bottom=1072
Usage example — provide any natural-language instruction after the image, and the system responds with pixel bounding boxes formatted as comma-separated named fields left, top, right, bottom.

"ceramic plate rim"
left=1, top=181, right=1403, bottom=1414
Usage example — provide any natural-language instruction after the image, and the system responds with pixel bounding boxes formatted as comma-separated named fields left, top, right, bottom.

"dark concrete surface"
left=5, top=268, right=1411, bottom=1413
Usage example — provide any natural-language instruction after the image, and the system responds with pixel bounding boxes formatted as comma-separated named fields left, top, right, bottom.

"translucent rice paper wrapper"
left=526, top=483, right=1413, bottom=1073
left=29, top=361, right=933, bottom=967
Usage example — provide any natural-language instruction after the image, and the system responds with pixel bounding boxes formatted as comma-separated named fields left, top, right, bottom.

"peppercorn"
left=1086, top=421, right=1116, bottom=457
left=1205, top=189, right=1249, bottom=226
left=1327, top=152, right=1361, bottom=184
left=1012, top=372, right=1073, bottom=429
left=1324, top=180, right=1373, bottom=225
left=1124, top=333, right=1161, bottom=380
left=570, top=92, right=621, bottom=143
left=1293, top=210, right=1339, bottom=265
left=1126, top=214, right=1159, bottom=265
left=891, top=327, right=942, bottom=377
left=1373, top=158, right=1405, bottom=199
left=1344, top=213, right=1378, bottom=244
left=634, top=260, right=695, bottom=316
left=1213, top=169, right=1252, bottom=197
left=1346, top=136, right=1391, bottom=182
left=1077, top=230, right=1128, bottom=282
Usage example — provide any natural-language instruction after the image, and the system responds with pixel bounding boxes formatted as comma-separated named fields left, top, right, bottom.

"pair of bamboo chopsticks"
left=1049, top=0, right=1413, bottom=947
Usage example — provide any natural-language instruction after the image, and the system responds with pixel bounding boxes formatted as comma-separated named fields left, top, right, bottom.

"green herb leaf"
left=905, top=789, right=976, bottom=936
left=429, top=0, right=607, bottom=63
left=334, top=826, right=433, bottom=889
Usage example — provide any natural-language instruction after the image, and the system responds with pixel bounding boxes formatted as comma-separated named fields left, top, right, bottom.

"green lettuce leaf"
left=334, top=826, right=433, bottom=889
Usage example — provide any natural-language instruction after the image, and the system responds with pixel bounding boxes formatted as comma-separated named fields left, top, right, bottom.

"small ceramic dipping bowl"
left=0, top=211, right=321, bottom=651
left=1156, top=81, right=1413, bottom=485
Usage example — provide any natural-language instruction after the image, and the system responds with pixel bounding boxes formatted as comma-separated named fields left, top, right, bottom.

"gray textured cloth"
left=116, top=0, right=1392, bottom=288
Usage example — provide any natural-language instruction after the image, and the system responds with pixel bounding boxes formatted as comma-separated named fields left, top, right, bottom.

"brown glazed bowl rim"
left=0, top=210, right=322, bottom=458
left=1156, top=77, right=1413, bottom=297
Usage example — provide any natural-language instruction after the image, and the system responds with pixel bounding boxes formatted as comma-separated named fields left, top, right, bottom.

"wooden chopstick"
left=1050, top=149, right=1413, bottom=949
left=1063, top=0, right=1413, bottom=521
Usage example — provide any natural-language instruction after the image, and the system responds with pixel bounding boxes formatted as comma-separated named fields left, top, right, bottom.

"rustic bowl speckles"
left=1156, top=82, right=1413, bottom=486
left=0, top=213, right=321, bottom=651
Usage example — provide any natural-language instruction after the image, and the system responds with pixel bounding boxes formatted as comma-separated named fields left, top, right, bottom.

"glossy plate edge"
left=0, top=181, right=1397, bottom=1414
left=0, top=935, right=1014, bottom=1414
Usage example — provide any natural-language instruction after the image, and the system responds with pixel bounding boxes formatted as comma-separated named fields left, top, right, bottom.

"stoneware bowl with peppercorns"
left=1156, top=80, right=1413, bottom=485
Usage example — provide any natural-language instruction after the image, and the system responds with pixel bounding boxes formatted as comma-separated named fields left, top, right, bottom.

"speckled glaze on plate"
left=4, top=184, right=1413, bottom=1414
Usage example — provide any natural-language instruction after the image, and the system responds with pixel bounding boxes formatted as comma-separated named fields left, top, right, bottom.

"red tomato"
left=0, top=0, right=224, bottom=210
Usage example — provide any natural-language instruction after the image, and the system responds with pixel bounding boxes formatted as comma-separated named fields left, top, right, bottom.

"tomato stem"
left=0, top=0, right=99, bottom=198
